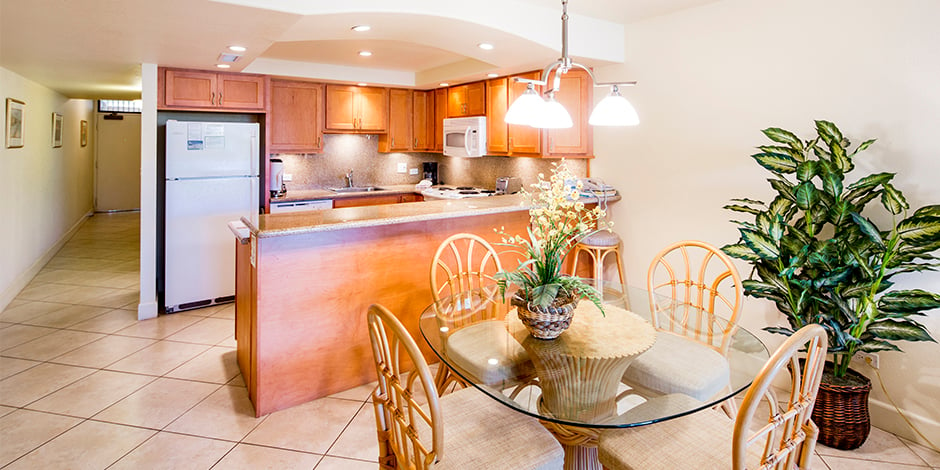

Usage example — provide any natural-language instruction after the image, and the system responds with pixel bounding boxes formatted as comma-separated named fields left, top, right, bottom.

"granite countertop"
left=243, top=193, right=621, bottom=239
left=269, top=184, right=421, bottom=203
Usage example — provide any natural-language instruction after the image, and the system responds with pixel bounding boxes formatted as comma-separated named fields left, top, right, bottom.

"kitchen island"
left=235, top=193, right=618, bottom=416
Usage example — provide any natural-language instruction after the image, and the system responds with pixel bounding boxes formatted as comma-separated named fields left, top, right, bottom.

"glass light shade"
left=505, top=85, right=546, bottom=126
left=531, top=96, right=573, bottom=129
left=589, top=87, right=639, bottom=126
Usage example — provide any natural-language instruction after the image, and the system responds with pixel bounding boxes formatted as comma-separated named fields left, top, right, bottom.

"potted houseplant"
left=721, top=120, right=940, bottom=449
left=496, top=161, right=607, bottom=339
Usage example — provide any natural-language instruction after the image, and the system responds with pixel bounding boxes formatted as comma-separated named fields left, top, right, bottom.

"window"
left=98, top=99, right=142, bottom=113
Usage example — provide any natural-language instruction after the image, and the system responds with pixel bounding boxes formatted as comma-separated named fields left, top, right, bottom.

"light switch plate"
left=409, top=168, right=419, bottom=175
left=397, top=162, right=407, bottom=173
left=283, top=173, right=292, bottom=181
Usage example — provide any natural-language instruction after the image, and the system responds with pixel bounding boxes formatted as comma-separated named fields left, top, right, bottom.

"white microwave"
left=443, top=116, right=487, bottom=157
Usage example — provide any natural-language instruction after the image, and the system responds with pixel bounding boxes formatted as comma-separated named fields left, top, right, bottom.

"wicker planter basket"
left=813, top=362, right=872, bottom=450
left=513, top=294, right=578, bottom=340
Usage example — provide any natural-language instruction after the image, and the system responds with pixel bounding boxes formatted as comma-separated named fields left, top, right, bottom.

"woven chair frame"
left=733, top=324, right=828, bottom=470
left=647, top=240, right=744, bottom=354
left=368, top=304, right=444, bottom=469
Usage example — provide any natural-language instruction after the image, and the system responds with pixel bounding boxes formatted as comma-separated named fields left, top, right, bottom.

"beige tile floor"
left=1, top=212, right=938, bottom=469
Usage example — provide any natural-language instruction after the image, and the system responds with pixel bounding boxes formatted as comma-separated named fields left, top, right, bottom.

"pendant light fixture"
left=505, top=0, right=639, bottom=128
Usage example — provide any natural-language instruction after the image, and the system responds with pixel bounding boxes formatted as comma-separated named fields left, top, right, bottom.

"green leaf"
left=859, top=340, right=901, bottom=353
left=853, top=138, right=877, bottom=155
left=815, top=120, right=845, bottom=147
left=844, top=172, right=894, bottom=200
left=724, top=204, right=762, bottom=215
left=878, top=290, right=940, bottom=314
left=768, top=196, right=794, bottom=217
left=743, top=280, right=786, bottom=297
left=868, top=319, right=936, bottom=342
left=842, top=283, right=873, bottom=298
left=762, top=127, right=803, bottom=149
left=850, top=212, right=885, bottom=247
left=741, top=229, right=780, bottom=260
left=764, top=326, right=796, bottom=336
left=753, top=153, right=799, bottom=173
left=897, top=216, right=940, bottom=245
left=729, top=198, right=766, bottom=206
left=821, top=170, right=844, bottom=198
left=795, top=182, right=820, bottom=210
left=881, top=183, right=909, bottom=215
left=769, top=214, right=785, bottom=241
left=796, top=161, right=818, bottom=182
left=722, top=243, right=761, bottom=262
left=759, top=145, right=805, bottom=161
left=914, top=205, right=940, bottom=218
left=769, top=178, right=797, bottom=202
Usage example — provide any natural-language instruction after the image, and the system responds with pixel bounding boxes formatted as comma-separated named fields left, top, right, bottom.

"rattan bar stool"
left=571, top=230, right=629, bottom=305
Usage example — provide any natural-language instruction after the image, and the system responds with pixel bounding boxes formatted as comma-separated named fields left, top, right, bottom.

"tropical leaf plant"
left=722, top=120, right=940, bottom=378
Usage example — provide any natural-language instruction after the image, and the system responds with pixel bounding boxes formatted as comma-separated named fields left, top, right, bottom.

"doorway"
left=95, top=113, right=141, bottom=211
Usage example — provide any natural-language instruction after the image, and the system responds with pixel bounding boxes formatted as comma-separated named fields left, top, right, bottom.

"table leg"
left=539, top=418, right=602, bottom=470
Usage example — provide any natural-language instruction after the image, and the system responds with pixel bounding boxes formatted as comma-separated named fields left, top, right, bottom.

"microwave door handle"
left=464, top=127, right=472, bottom=156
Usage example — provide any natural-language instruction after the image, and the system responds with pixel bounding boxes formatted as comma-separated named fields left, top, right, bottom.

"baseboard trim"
left=870, top=396, right=940, bottom=448
left=0, top=211, right=93, bottom=312
left=137, top=298, right=158, bottom=320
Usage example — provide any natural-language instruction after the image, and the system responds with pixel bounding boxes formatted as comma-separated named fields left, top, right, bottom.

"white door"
left=96, top=113, right=141, bottom=211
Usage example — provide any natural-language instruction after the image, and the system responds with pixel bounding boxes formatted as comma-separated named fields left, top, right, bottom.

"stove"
left=421, top=185, right=497, bottom=199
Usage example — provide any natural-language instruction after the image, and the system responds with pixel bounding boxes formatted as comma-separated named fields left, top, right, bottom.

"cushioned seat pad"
left=445, top=320, right=533, bottom=385
left=579, top=230, right=621, bottom=247
left=622, top=332, right=730, bottom=400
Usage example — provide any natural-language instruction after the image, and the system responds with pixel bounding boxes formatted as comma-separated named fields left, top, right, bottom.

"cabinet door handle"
left=414, top=138, right=418, bottom=148
left=317, top=136, right=321, bottom=147
left=210, top=92, right=215, bottom=105
left=391, top=137, right=395, bottom=147
left=549, top=136, right=554, bottom=152
left=218, top=93, right=223, bottom=106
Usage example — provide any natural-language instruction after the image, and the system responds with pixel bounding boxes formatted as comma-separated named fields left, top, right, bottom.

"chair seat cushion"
left=598, top=407, right=763, bottom=469
left=580, top=230, right=621, bottom=247
left=445, top=320, right=533, bottom=386
left=622, top=332, right=730, bottom=400
left=430, top=388, right=564, bottom=469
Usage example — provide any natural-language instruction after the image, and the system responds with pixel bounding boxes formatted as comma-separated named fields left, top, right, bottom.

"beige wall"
left=591, top=0, right=940, bottom=444
left=0, top=66, right=96, bottom=310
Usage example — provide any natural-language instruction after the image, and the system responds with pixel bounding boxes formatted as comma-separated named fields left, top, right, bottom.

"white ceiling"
left=0, top=0, right=719, bottom=99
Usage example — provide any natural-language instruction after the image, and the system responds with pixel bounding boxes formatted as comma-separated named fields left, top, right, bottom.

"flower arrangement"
left=496, top=161, right=609, bottom=313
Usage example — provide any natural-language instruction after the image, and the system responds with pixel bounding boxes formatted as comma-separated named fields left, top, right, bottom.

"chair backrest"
left=367, top=304, right=444, bottom=469
left=430, top=233, right=503, bottom=328
left=732, top=324, right=828, bottom=470
left=647, top=240, right=744, bottom=354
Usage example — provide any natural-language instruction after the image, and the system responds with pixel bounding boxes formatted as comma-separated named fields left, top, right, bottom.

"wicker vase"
left=513, top=293, right=578, bottom=340
left=813, top=362, right=872, bottom=450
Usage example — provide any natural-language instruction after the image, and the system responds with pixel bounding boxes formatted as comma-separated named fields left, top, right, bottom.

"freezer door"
left=165, top=176, right=258, bottom=311
left=166, top=120, right=259, bottom=178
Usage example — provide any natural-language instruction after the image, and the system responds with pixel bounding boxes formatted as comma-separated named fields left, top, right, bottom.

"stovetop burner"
left=421, top=185, right=498, bottom=199
left=455, top=186, right=475, bottom=190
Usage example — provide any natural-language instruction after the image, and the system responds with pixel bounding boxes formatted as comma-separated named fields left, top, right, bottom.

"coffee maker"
left=422, top=162, right=439, bottom=185
left=270, top=158, right=286, bottom=198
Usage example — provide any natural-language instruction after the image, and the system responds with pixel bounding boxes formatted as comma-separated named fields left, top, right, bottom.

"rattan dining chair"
left=598, top=323, right=828, bottom=470
left=366, top=304, right=564, bottom=470
left=621, top=240, right=744, bottom=412
left=429, top=233, right=531, bottom=394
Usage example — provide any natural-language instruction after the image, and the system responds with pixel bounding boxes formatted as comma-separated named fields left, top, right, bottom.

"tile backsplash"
left=273, top=134, right=588, bottom=191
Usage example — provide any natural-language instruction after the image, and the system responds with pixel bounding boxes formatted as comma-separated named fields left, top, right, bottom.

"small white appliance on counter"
left=443, top=116, right=487, bottom=157
left=269, top=158, right=286, bottom=198
left=269, top=199, right=333, bottom=213
left=164, top=120, right=259, bottom=313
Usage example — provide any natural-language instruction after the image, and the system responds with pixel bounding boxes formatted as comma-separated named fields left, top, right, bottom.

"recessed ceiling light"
left=439, top=82, right=449, bottom=87
left=478, top=43, right=494, bottom=50
left=216, top=64, right=231, bottom=69
left=357, top=83, right=368, bottom=87
left=358, top=50, right=373, bottom=57
left=351, top=25, right=371, bottom=32
left=228, top=45, right=247, bottom=52
left=487, top=73, right=499, bottom=78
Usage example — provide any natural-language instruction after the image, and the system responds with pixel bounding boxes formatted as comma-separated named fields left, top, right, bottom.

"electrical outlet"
left=409, top=168, right=419, bottom=175
left=855, top=351, right=880, bottom=369
left=283, top=173, right=292, bottom=182
left=396, top=162, right=407, bottom=173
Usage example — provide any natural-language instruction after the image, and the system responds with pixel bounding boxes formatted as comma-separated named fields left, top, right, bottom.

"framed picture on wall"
left=80, top=120, right=88, bottom=147
left=52, top=113, right=63, bottom=148
left=5, top=98, right=25, bottom=148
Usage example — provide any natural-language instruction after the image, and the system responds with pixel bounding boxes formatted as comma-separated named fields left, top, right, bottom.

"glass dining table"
left=418, top=282, right=770, bottom=470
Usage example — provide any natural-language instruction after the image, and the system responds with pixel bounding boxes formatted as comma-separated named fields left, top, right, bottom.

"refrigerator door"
left=166, top=120, right=259, bottom=178
left=165, top=176, right=259, bottom=311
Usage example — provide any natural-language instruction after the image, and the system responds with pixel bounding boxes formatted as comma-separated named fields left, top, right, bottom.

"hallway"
left=0, top=212, right=938, bottom=469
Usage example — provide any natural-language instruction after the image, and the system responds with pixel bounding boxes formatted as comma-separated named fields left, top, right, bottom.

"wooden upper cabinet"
left=412, top=90, right=433, bottom=151
left=268, top=80, right=323, bottom=153
left=325, top=85, right=388, bottom=132
left=447, top=81, right=486, bottom=117
left=379, top=89, right=413, bottom=152
left=433, top=88, right=447, bottom=151
left=508, top=71, right=541, bottom=155
left=486, top=77, right=509, bottom=154
left=162, top=68, right=264, bottom=111
left=543, top=69, right=592, bottom=157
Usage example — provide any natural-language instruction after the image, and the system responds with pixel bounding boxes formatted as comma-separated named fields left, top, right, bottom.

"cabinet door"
left=356, top=87, right=389, bottom=132
left=218, top=74, right=265, bottom=110
left=269, top=80, right=322, bottom=153
left=447, top=85, right=466, bottom=117
left=325, top=85, right=358, bottom=131
left=465, top=81, right=486, bottom=116
left=433, top=88, right=447, bottom=151
left=508, top=72, right=541, bottom=155
left=412, top=91, right=432, bottom=150
left=164, top=70, right=217, bottom=108
left=544, top=69, right=592, bottom=156
left=381, top=89, right=413, bottom=151
left=333, top=194, right=402, bottom=208
left=486, top=77, right=509, bottom=154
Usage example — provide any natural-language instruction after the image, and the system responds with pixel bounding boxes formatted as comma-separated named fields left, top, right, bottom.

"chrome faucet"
left=345, top=169, right=354, bottom=188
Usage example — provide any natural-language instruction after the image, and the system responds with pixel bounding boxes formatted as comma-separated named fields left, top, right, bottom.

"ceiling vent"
left=218, top=53, right=242, bottom=63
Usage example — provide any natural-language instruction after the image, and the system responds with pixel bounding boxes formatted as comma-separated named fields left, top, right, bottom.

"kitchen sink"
left=328, top=186, right=386, bottom=193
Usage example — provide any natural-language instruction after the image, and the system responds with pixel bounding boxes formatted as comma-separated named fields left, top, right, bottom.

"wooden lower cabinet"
left=333, top=193, right=424, bottom=208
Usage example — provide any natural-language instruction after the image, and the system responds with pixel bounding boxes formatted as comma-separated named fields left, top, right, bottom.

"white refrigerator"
left=164, top=120, right=259, bottom=313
